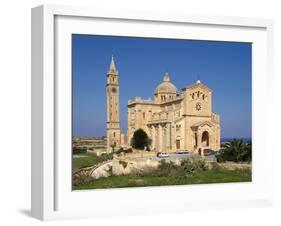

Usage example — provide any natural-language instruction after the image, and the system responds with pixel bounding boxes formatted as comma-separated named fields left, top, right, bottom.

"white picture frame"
left=31, top=4, right=274, bottom=221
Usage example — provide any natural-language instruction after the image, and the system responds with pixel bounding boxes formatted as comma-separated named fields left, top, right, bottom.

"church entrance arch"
left=201, top=131, right=209, bottom=147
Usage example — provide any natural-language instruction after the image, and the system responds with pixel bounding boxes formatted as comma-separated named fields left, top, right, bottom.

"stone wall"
left=217, top=162, right=251, bottom=171
left=112, top=158, right=160, bottom=175
left=73, top=157, right=251, bottom=185
left=116, top=151, right=156, bottom=159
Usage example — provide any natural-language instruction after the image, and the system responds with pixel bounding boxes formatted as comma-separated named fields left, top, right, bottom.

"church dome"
left=154, top=72, right=177, bottom=94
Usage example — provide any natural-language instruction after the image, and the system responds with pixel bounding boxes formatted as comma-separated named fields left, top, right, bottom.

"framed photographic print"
left=31, top=4, right=274, bottom=221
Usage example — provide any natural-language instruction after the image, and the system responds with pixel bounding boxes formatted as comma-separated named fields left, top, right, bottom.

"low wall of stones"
left=74, top=156, right=251, bottom=184
left=217, top=162, right=251, bottom=171
left=112, top=158, right=159, bottom=175
left=116, top=151, right=156, bottom=159
left=112, top=158, right=251, bottom=175
left=112, top=157, right=186, bottom=175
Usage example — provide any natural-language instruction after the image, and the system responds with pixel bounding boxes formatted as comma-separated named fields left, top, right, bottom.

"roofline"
left=191, top=120, right=214, bottom=128
left=182, top=82, right=212, bottom=92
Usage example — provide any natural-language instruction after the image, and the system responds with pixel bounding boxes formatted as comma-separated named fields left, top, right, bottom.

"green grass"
left=73, top=169, right=252, bottom=190
left=72, top=153, right=113, bottom=173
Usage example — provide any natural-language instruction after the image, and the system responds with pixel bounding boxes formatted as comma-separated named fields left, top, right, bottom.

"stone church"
left=106, top=56, right=221, bottom=152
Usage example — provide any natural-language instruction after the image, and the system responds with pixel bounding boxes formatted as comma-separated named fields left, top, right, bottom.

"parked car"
left=156, top=152, right=169, bottom=158
left=176, top=150, right=189, bottom=154
left=100, top=151, right=107, bottom=155
left=203, top=149, right=217, bottom=156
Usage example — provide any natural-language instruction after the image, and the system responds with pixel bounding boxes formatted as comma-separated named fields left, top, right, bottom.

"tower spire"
left=106, top=55, right=120, bottom=152
left=108, top=55, right=117, bottom=74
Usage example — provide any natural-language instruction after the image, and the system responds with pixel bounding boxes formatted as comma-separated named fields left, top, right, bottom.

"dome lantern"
left=154, top=72, right=177, bottom=95
left=163, top=72, right=171, bottom=82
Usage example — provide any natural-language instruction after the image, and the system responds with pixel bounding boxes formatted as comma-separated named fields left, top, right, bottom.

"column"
left=159, top=124, right=163, bottom=152
left=197, top=132, right=202, bottom=155
left=152, top=125, right=155, bottom=151
left=166, top=124, right=171, bottom=152
left=208, top=134, right=212, bottom=149
left=170, top=123, right=176, bottom=152
left=163, top=125, right=167, bottom=152
left=155, top=125, right=159, bottom=151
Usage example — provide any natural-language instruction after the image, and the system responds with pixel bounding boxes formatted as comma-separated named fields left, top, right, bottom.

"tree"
left=131, top=129, right=150, bottom=150
left=220, top=139, right=252, bottom=162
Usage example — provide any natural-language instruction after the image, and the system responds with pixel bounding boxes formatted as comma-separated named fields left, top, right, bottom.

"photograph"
left=72, top=35, right=252, bottom=190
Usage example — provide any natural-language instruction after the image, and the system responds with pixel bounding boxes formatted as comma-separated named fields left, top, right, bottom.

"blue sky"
left=72, top=34, right=252, bottom=138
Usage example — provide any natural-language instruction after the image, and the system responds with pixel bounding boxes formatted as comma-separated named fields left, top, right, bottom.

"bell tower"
left=106, top=55, right=121, bottom=152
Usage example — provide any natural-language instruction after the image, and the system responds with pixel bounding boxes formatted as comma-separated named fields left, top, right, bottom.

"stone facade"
left=127, top=72, right=221, bottom=152
left=105, top=57, right=220, bottom=153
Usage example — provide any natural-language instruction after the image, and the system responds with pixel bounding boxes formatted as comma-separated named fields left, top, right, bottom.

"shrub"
left=216, top=155, right=225, bottom=163
left=210, top=162, right=221, bottom=172
left=115, top=148, right=133, bottom=155
left=119, top=160, right=128, bottom=169
left=99, top=152, right=114, bottom=162
left=143, top=158, right=208, bottom=178
left=153, top=160, right=185, bottom=178
left=117, top=147, right=124, bottom=153
left=73, top=147, right=87, bottom=154
left=220, top=139, right=252, bottom=162
left=180, top=158, right=207, bottom=174
left=126, top=148, right=133, bottom=153
left=73, top=172, right=94, bottom=186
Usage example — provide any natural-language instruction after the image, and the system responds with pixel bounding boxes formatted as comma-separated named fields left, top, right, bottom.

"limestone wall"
left=116, top=151, right=155, bottom=159
left=112, top=158, right=160, bottom=175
